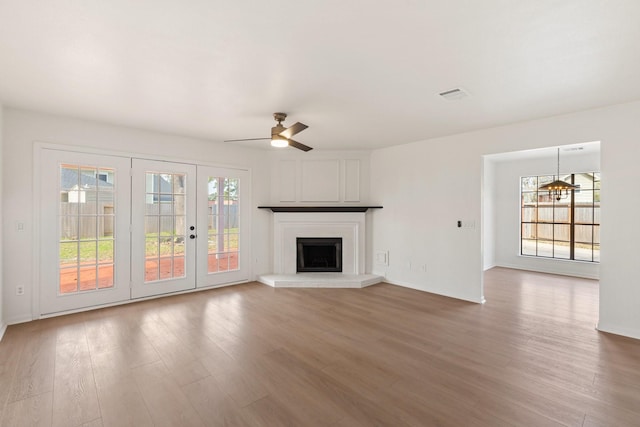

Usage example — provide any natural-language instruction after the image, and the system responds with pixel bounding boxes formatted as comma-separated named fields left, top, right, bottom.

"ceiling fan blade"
left=288, top=139, right=313, bottom=152
left=279, top=122, right=308, bottom=139
left=223, top=137, right=270, bottom=142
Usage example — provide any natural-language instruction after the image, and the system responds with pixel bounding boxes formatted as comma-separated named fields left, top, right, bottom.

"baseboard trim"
left=494, top=263, right=599, bottom=280
left=381, top=277, right=484, bottom=304
left=34, top=280, right=249, bottom=321
left=597, top=322, right=640, bottom=341
left=0, top=323, right=7, bottom=342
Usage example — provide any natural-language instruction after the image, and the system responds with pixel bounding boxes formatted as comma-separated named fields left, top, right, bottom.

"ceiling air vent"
left=439, top=87, right=469, bottom=101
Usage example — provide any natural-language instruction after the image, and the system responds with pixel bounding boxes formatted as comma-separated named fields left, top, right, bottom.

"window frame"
left=520, top=172, right=600, bottom=263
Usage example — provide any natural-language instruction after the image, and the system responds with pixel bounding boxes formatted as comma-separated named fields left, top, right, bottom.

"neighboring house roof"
left=60, top=168, right=114, bottom=191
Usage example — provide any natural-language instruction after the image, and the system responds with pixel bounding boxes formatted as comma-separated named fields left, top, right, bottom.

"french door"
left=196, top=166, right=250, bottom=287
left=39, top=151, right=250, bottom=315
left=131, top=159, right=197, bottom=298
left=39, top=150, right=131, bottom=315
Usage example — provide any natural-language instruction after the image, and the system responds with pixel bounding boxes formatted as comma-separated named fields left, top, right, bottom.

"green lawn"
left=60, top=229, right=239, bottom=263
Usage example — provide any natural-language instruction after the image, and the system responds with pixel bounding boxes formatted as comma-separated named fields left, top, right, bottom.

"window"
left=521, top=172, right=600, bottom=262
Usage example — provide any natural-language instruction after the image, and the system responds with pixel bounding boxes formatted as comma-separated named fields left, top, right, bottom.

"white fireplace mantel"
left=273, top=212, right=364, bottom=274
left=258, top=211, right=383, bottom=288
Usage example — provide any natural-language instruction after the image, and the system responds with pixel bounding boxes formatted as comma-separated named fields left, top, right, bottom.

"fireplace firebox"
left=296, top=237, right=342, bottom=273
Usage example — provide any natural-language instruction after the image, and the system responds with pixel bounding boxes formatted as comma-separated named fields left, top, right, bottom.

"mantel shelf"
left=258, top=206, right=383, bottom=213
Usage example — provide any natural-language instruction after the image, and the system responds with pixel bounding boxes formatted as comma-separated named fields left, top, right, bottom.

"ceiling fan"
left=224, top=112, right=312, bottom=152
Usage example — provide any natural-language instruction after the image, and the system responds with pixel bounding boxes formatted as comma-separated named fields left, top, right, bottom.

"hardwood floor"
left=1, top=267, right=640, bottom=426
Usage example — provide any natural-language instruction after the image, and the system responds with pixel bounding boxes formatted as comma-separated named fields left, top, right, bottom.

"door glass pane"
left=144, top=172, right=187, bottom=283
left=574, top=225, right=594, bottom=262
left=207, top=176, right=241, bottom=274
left=59, top=164, right=116, bottom=294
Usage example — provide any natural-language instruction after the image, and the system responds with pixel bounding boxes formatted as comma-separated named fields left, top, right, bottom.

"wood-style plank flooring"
left=1, top=267, right=640, bottom=426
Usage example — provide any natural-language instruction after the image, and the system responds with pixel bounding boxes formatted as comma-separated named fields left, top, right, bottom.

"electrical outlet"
left=16, top=285, right=25, bottom=296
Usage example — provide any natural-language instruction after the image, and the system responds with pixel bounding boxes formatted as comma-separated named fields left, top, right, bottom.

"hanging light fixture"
left=539, top=148, right=578, bottom=201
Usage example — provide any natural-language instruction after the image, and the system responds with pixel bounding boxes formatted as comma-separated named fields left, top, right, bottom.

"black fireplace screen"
left=296, top=237, right=342, bottom=272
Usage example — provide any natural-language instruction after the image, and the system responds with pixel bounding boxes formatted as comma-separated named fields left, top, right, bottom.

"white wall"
left=490, top=149, right=600, bottom=279
left=2, top=108, right=272, bottom=324
left=0, top=105, right=5, bottom=340
left=370, top=100, right=640, bottom=339
left=482, top=157, right=496, bottom=270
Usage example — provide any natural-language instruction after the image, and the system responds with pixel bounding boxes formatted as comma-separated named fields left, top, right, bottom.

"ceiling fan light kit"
left=225, top=112, right=312, bottom=151
left=270, top=136, right=288, bottom=147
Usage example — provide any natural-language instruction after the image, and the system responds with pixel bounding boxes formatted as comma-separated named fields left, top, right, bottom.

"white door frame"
left=131, top=159, right=197, bottom=299
left=34, top=144, right=253, bottom=318
left=38, top=149, right=132, bottom=315
left=196, top=165, right=251, bottom=288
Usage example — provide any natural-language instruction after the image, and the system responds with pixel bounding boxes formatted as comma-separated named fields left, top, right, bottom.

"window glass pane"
left=60, top=267, right=78, bottom=294
left=79, top=265, right=97, bottom=291
left=521, top=176, right=538, bottom=192
left=98, top=265, right=114, bottom=289
left=209, top=215, right=218, bottom=233
left=574, top=244, right=593, bottom=262
left=538, top=240, right=553, bottom=257
left=79, top=216, right=98, bottom=240
left=146, top=237, right=159, bottom=258
left=538, top=206, right=553, bottom=223
left=593, top=245, right=600, bottom=262
left=218, top=254, right=229, bottom=271
left=145, top=216, right=159, bottom=234
left=553, top=224, right=570, bottom=259
left=537, top=223, right=553, bottom=241
left=521, top=239, right=536, bottom=256
left=575, top=225, right=593, bottom=245
left=575, top=205, right=593, bottom=224
left=574, top=187, right=593, bottom=205
left=521, top=192, right=537, bottom=205
left=554, top=203, right=571, bottom=224
left=229, top=252, right=239, bottom=270
left=159, top=256, right=173, bottom=280
left=79, top=195, right=97, bottom=215
left=228, top=233, right=239, bottom=251
left=102, top=214, right=115, bottom=237
left=146, top=173, right=158, bottom=194
left=145, top=260, right=159, bottom=282
left=160, top=174, right=172, bottom=194
left=538, top=175, right=554, bottom=187
left=522, top=223, right=535, bottom=239
left=553, top=241, right=570, bottom=259
left=554, top=224, right=570, bottom=243
left=79, top=241, right=97, bottom=264
left=173, top=174, right=186, bottom=194
left=60, top=242, right=78, bottom=265
left=173, top=256, right=185, bottom=277
left=593, top=225, right=600, bottom=244
left=521, top=207, right=536, bottom=222
left=97, top=239, right=114, bottom=263
left=160, top=216, right=174, bottom=236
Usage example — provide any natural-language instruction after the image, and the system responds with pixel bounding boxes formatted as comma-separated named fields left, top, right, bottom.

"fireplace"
left=258, top=210, right=383, bottom=288
left=297, top=237, right=342, bottom=273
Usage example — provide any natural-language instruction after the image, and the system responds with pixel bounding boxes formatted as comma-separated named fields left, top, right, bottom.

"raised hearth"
left=257, top=210, right=383, bottom=288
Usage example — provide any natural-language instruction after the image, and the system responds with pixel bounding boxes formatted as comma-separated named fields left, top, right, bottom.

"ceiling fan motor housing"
left=271, top=124, right=287, bottom=140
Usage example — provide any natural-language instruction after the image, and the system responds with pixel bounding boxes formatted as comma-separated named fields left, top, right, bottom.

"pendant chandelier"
left=539, top=148, right=578, bottom=201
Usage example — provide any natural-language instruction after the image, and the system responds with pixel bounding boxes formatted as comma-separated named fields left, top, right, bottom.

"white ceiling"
left=1, top=1, right=639, bottom=151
